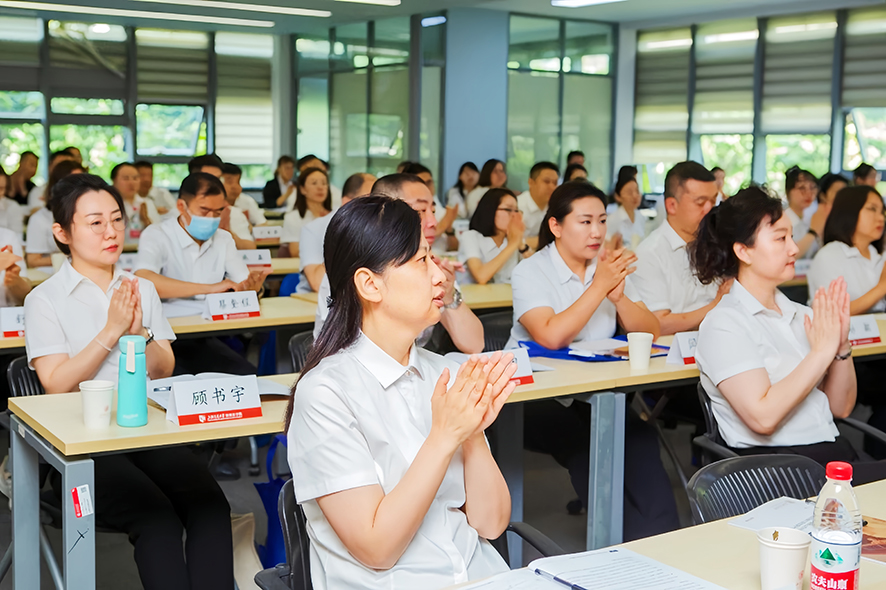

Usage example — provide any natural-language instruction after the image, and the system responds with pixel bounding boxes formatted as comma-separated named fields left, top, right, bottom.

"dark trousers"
left=732, top=436, right=886, bottom=486
left=172, top=337, right=256, bottom=376
left=855, top=359, right=886, bottom=458
left=523, top=399, right=681, bottom=541
left=53, top=447, right=235, bottom=590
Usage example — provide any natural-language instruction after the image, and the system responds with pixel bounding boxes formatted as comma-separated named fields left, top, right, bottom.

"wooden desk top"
left=256, top=238, right=281, bottom=248
left=168, top=297, right=316, bottom=334
left=291, top=283, right=514, bottom=311
left=271, top=257, right=299, bottom=276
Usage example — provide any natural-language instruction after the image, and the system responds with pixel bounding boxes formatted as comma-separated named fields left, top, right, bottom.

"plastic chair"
left=687, top=455, right=826, bottom=525
left=288, top=332, right=314, bottom=373
left=478, top=311, right=513, bottom=352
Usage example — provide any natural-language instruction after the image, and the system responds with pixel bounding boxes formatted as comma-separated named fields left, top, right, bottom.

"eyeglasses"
left=86, top=217, right=126, bottom=234
left=497, top=207, right=520, bottom=214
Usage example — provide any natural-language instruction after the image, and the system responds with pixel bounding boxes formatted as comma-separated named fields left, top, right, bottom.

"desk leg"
left=11, top=422, right=40, bottom=590
left=491, top=403, right=523, bottom=568
left=61, top=457, right=96, bottom=590
left=587, top=392, right=625, bottom=550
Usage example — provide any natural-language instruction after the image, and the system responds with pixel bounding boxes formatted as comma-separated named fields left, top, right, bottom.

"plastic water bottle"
left=810, top=461, right=862, bottom=590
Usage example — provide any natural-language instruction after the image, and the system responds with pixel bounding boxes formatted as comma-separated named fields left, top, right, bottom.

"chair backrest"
left=278, top=479, right=312, bottom=590
left=7, top=356, right=45, bottom=398
left=479, top=311, right=513, bottom=352
left=687, top=455, right=826, bottom=525
left=288, top=332, right=314, bottom=373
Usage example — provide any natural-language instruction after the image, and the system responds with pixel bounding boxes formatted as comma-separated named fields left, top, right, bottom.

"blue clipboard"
left=518, top=336, right=669, bottom=363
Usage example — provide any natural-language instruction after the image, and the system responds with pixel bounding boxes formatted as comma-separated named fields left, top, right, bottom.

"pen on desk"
left=152, top=386, right=172, bottom=392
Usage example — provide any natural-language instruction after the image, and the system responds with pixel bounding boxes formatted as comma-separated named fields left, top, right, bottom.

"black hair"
left=854, top=163, right=877, bottom=183
left=188, top=154, right=224, bottom=174
left=538, top=182, right=608, bottom=249
left=296, top=154, right=326, bottom=171
left=403, top=163, right=432, bottom=177
left=179, top=172, right=226, bottom=204
left=613, top=174, right=639, bottom=202
left=342, top=172, right=371, bottom=199
left=371, top=173, right=427, bottom=199
left=819, top=172, right=849, bottom=200
left=478, top=159, right=506, bottom=188
left=784, top=165, right=818, bottom=195
left=567, top=150, right=585, bottom=162
left=49, top=150, right=72, bottom=166
left=529, top=161, right=559, bottom=180
left=823, top=186, right=884, bottom=252
left=396, top=161, right=412, bottom=173
left=295, top=167, right=332, bottom=218
left=453, top=161, right=479, bottom=199
left=20, top=151, right=37, bottom=161
left=110, top=162, right=136, bottom=181
left=664, top=161, right=715, bottom=201
left=563, top=163, right=588, bottom=182
left=44, top=160, right=85, bottom=207
left=689, top=186, right=784, bottom=285
left=50, top=174, right=126, bottom=256
left=469, top=188, right=518, bottom=237
left=276, top=155, right=296, bottom=170
left=133, top=160, right=153, bottom=171
left=711, top=166, right=724, bottom=174
left=284, top=196, right=423, bottom=430
left=222, top=163, right=242, bottom=177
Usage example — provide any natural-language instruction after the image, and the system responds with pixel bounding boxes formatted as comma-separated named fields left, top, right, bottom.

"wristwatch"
left=519, top=243, right=530, bottom=254
left=807, top=228, right=819, bottom=239
left=144, top=327, right=155, bottom=346
left=444, top=287, right=463, bottom=310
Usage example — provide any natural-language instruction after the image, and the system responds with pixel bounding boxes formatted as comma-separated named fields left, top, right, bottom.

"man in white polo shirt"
left=633, top=161, right=733, bottom=336
left=516, top=161, right=559, bottom=248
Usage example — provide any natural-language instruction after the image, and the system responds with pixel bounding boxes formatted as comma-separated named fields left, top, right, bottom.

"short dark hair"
left=133, top=160, right=153, bottom=171
left=469, top=188, right=518, bottom=237
left=529, top=161, right=559, bottom=180
left=20, top=151, right=37, bottom=161
left=110, top=162, right=136, bottom=181
left=567, top=150, right=585, bottom=161
left=277, top=155, right=296, bottom=169
left=711, top=166, right=724, bottom=174
left=689, top=186, right=784, bottom=284
left=538, top=182, right=608, bottom=249
left=371, top=173, right=427, bottom=200
left=295, top=167, right=331, bottom=217
left=222, top=163, right=242, bottom=177
left=296, top=154, right=325, bottom=170
left=179, top=172, right=226, bottom=203
left=188, top=154, right=224, bottom=174
left=664, top=161, right=715, bottom=201
left=478, top=159, right=505, bottom=188
left=49, top=150, right=72, bottom=166
left=50, top=174, right=126, bottom=255
left=63, top=146, right=80, bottom=155
left=785, top=165, right=817, bottom=194
left=819, top=172, right=849, bottom=198
left=854, top=163, right=876, bottom=183
left=823, top=186, right=883, bottom=252
left=564, top=163, right=588, bottom=182
left=403, top=162, right=432, bottom=177
left=342, top=172, right=372, bottom=199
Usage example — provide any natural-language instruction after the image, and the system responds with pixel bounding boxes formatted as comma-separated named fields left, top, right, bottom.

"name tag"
left=849, top=315, right=881, bottom=346
left=253, top=226, right=282, bottom=241
left=1, top=307, right=25, bottom=338
left=793, top=259, right=812, bottom=277
left=445, top=347, right=534, bottom=386
left=666, top=331, right=698, bottom=365
left=240, top=249, right=272, bottom=269
left=116, top=253, right=139, bottom=272
left=168, top=375, right=262, bottom=426
left=203, top=291, right=261, bottom=321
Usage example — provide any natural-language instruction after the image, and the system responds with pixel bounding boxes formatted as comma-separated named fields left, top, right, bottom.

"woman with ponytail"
left=285, top=196, right=516, bottom=590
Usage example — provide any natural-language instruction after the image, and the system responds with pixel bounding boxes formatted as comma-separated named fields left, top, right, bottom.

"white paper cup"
left=79, top=380, right=114, bottom=428
left=757, top=527, right=811, bottom=590
left=627, top=332, right=654, bottom=371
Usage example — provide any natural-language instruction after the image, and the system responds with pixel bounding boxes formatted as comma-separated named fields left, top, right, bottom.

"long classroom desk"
left=292, top=282, right=514, bottom=311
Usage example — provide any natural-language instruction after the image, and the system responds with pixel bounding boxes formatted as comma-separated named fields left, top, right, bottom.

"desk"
left=256, top=238, right=281, bottom=248
left=290, top=284, right=514, bottom=311
left=271, top=257, right=299, bottom=276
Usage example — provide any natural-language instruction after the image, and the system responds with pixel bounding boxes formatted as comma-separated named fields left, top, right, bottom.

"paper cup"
left=757, top=527, right=811, bottom=590
left=627, top=332, right=654, bottom=371
left=79, top=380, right=114, bottom=428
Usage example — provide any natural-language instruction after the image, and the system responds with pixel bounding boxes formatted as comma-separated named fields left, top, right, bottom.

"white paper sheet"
left=569, top=338, right=625, bottom=355
left=161, top=300, right=206, bottom=318
left=456, top=568, right=559, bottom=589
left=728, top=496, right=815, bottom=534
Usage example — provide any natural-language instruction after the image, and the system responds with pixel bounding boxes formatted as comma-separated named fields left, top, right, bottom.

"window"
left=296, top=74, right=330, bottom=161
left=50, top=125, right=129, bottom=180
left=136, top=104, right=205, bottom=157
left=50, top=97, right=124, bottom=116
left=508, top=16, right=561, bottom=72
left=332, top=23, right=368, bottom=71
left=47, top=22, right=127, bottom=98
left=844, top=108, right=886, bottom=171
left=368, top=66, right=409, bottom=177
left=765, top=134, right=831, bottom=195
left=563, top=75, right=612, bottom=189
left=151, top=163, right=190, bottom=190
left=0, top=16, right=43, bottom=68
left=0, top=123, right=45, bottom=182
left=842, top=8, right=886, bottom=109
left=564, top=21, right=613, bottom=75
left=507, top=71, right=560, bottom=192
left=136, top=29, right=209, bottom=104
left=372, top=18, right=410, bottom=67
left=0, top=91, right=45, bottom=119
left=699, top=134, right=753, bottom=195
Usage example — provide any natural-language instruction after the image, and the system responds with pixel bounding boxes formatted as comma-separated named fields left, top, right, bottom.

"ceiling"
left=0, top=0, right=883, bottom=34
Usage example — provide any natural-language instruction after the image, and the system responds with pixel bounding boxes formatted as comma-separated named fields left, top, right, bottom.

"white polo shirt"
left=0, top=198, right=24, bottom=239
left=25, top=207, right=60, bottom=256
left=135, top=216, right=249, bottom=289
left=0, top=227, right=27, bottom=307
left=26, top=183, right=45, bottom=212
left=281, top=209, right=320, bottom=245
left=606, top=205, right=647, bottom=247
left=809, top=241, right=886, bottom=312
left=235, top=194, right=267, bottom=226
left=25, top=260, right=175, bottom=382
left=632, top=219, right=719, bottom=314
left=228, top=206, right=253, bottom=242
left=695, top=280, right=840, bottom=449
left=123, top=196, right=160, bottom=245
left=142, top=185, right=176, bottom=213
left=287, top=333, right=508, bottom=590
left=506, top=242, right=640, bottom=348
left=516, top=191, right=546, bottom=239
left=457, top=230, right=519, bottom=285
left=785, top=207, right=819, bottom=259
left=444, top=188, right=468, bottom=220
left=297, top=214, right=333, bottom=294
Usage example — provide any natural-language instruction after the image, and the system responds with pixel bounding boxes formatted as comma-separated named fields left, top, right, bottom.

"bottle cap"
left=826, top=461, right=853, bottom=481
left=118, top=335, right=146, bottom=354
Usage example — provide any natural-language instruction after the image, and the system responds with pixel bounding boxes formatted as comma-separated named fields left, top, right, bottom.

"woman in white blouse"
left=25, top=173, right=235, bottom=588
left=784, top=166, right=826, bottom=259
left=465, top=159, right=507, bottom=217
left=606, top=174, right=646, bottom=248
left=691, top=187, right=886, bottom=481
left=286, top=196, right=515, bottom=590
left=280, top=166, right=331, bottom=258
left=459, top=188, right=530, bottom=284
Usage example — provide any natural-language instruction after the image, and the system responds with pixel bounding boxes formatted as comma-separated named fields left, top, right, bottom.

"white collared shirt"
left=25, top=207, right=60, bottom=256
left=516, top=191, right=546, bottom=239
left=0, top=197, right=24, bottom=239
left=695, top=280, right=840, bottom=449
left=606, top=205, right=646, bottom=247
left=281, top=209, right=320, bottom=245
left=287, top=333, right=508, bottom=590
left=633, top=220, right=719, bottom=314
left=123, top=196, right=160, bottom=245
left=506, top=242, right=640, bottom=348
left=458, top=230, right=519, bottom=285
left=25, top=260, right=175, bottom=382
left=235, top=194, right=267, bottom=226
left=228, top=206, right=252, bottom=242
left=785, top=207, right=819, bottom=259
left=135, top=216, right=249, bottom=290
left=142, top=185, right=176, bottom=212
left=809, top=241, right=886, bottom=312
left=444, top=188, right=468, bottom=220
left=297, top=214, right=333, bottom=294
left=0, top=227, right=27, bottom=307
left=26, top=183, right=45, bottom=212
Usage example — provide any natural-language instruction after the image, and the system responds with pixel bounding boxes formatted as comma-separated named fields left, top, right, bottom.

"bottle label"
left=810, top=535, right=860, bottom=590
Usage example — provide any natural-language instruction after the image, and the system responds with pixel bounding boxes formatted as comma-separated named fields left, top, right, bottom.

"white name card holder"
left=793, top=259, right=812, bottom=278
left=240, top=249, right=272, bottom=270
left=849, top=315, right=881, bottom=346
left=253, top=226, right=282, bottom=242
left=203, top=291, right=261, bottom=321
left=0, top=307, right=25, bottom=338
left=666, top=331, right=698, bottom=365
left=168, top=375, right=263, bottom=426
left=445, top=348, right=534, bottom=386
left=116, top=253, right=139, bottom=272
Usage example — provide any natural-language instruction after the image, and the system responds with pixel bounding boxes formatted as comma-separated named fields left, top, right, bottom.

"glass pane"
left=136, top=104, right=205, bottom=157
left=50, top=125, right=129, bottom=180
left=372, top=17, right=410, bottom=67
left=562, top=75, right=612, bottom=190
left=0, top=91, right=45, bottom=119
left=50, top=97, right=124, bottom=116
left=564, top=21, right=613, bottom=75
left=238, top=164, right=274, bottom=190
left=368, top=66, right=409, bottom=178
left=845, top=108, right=886, bottom=170
left=329, top=69, right=368, bottom=187
left=420, top=66, right=442, bottom=195
left=297, top=74, right=330, bottom=161
left=296, top=33, right=331, bottom=75
left=699, top=134, right=754, bottom=195
left=507, top=71, right=560, bottom=193
left=765, top=134, right=831, bottom=195
left=47, top=21, right=127, bottom=71
left=0, top=123, right=45, bottom=184
left=332, top=23, right=368, bottom=71
left=421, top=14, right=446, bottom=64
left=0, top=16, right=43, bottom=65
left=150, top=163, right=189, bottom=190
left=509, top=15, right=560, bottom=72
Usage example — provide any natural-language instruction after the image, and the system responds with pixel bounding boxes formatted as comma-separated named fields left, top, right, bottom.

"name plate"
left=203, top=291, right=261, bottom=321
left=116, top=253, right=139, bottom=272
left=666, top=331, right=698, bottom=365
left=793, top=259, right=812, bottom=277
left=0, top=306, right=24, bottom=338
left=240, top=249, right=272, bottom=269
left=168, top=375, right=262, bottom=426
left=253, top=226, right=282, bottom=241
left=445, top=347, right=534, bottom=386
left=849, top=315, right=881, bottom=346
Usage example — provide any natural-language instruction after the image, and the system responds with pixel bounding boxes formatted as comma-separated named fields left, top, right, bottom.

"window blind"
left=136, top=29, right=209, bottom=104
left=47, top=21, right=127, bottom=98
left=842, top=8, right=886, bottom=108
left=0, top=16, right=42, bottom=91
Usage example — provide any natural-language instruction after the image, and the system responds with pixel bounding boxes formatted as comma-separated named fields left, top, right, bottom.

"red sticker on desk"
left=71, top=484, right=94, bottom=518
left=211, top=311, right=261, bottom=321
left=177, top=406, right=263, bottom=426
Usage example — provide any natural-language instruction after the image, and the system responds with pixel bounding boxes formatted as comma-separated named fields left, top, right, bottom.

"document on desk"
left=729, top=496, right=814, bottom=534
left=457, top=548, right=725, bottom=589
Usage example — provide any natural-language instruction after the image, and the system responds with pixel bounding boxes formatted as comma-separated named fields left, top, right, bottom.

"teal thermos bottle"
left=117, top=335, right=148, bottom=427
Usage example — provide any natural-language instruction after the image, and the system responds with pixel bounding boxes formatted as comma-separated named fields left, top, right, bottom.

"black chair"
left=288, top=332, right=314, bottom=373
left=687, top=455, right=826, bottom=524
left=255, top=479, right=565, bottom=590
left=478, top=311, right=513, bottom=352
